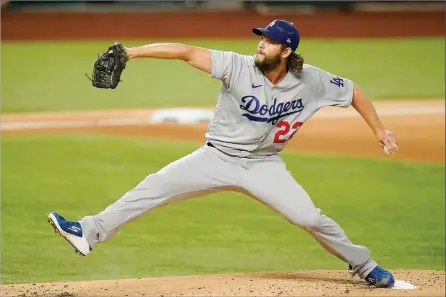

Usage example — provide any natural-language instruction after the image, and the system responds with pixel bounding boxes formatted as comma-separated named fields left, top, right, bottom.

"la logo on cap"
left=287, top=38, right=291, bottom=43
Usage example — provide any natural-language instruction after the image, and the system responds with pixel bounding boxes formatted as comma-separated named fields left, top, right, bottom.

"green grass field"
left=1, top=134, right=444, bottom=284
left=2, top=38, right=444, bottom=112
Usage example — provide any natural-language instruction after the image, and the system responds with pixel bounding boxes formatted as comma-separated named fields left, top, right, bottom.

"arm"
left=125, top=43, right=212, bottom=74
left=351, top=83, right=398, bottom=155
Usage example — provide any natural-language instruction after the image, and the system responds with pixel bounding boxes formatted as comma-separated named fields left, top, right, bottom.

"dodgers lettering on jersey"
left=240, top=96, right=304, bottom=124
left=205, top=50, right=354, bottom=158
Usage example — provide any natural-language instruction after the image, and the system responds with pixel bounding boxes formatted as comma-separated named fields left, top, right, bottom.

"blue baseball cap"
left=252, top=20, right=300, bottom=52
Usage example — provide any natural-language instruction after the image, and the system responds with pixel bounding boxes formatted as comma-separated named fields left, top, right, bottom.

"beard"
left=254, top=53, right=282, bottom=72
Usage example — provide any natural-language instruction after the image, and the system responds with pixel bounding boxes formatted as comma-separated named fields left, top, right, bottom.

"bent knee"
left=300, top=216, right=321, bottom=229
left=288, top=211, right=322, bottom=229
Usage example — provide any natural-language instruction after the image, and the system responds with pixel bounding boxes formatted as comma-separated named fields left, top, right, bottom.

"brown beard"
left=254, top=53, right=282, bottom=72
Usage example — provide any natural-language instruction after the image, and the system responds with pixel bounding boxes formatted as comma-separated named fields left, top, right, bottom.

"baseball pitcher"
left=49, top=20, right=398, bottom=288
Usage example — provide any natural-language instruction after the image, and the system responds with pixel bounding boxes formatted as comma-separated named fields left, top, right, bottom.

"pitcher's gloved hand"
left=86, top=42, right=128, bottom=89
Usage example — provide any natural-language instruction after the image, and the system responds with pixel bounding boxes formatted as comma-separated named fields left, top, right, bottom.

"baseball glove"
left=86, top=42, right=128, bottom=89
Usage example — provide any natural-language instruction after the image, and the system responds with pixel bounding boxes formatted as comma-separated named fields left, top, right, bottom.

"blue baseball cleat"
left=365, top=265, right=395, bottom=288
left=47, top=212, right=92, bottom=256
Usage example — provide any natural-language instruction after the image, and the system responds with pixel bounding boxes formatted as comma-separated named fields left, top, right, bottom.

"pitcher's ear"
left=282, top=47, right=292, bottom=59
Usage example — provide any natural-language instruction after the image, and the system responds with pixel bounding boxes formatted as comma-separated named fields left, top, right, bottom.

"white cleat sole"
left=47, top=213, right=91, bottom=256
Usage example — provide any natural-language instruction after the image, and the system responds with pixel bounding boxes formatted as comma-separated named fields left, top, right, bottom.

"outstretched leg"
left=48, top=145, right=243, bottom=256
left=241, top=157, right=394, bottom=288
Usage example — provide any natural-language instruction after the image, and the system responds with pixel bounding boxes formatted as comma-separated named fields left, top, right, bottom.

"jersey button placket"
left=258, top=86, right=271, bottom=149
left=267, top=89, right=276, bottom=137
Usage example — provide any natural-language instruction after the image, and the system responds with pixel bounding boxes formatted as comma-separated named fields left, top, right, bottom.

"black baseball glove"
left=86, top=42, right=128, bottom=89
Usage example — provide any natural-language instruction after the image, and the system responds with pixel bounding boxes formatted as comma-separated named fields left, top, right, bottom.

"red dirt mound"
left=2, top=270, right=444, bottom=297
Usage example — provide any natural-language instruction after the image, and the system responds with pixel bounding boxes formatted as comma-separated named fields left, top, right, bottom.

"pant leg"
left=242, top=157, right=377, bottom=279
left=80, top=146, right=242, bottom=248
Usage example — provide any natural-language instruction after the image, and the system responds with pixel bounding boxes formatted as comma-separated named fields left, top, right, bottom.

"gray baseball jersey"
left=80, top=49, right=378, bottom=279
left=206, top=50, right=353, bottom=158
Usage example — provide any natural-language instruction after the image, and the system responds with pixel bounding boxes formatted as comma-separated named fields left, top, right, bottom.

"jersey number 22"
left=274, top=120, right=303, bottom=144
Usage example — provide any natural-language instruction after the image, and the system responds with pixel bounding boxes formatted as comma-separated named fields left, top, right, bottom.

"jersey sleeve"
left=310, top=65, right=354, bottom=108
left=209, top=50, right=244, bottom=89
